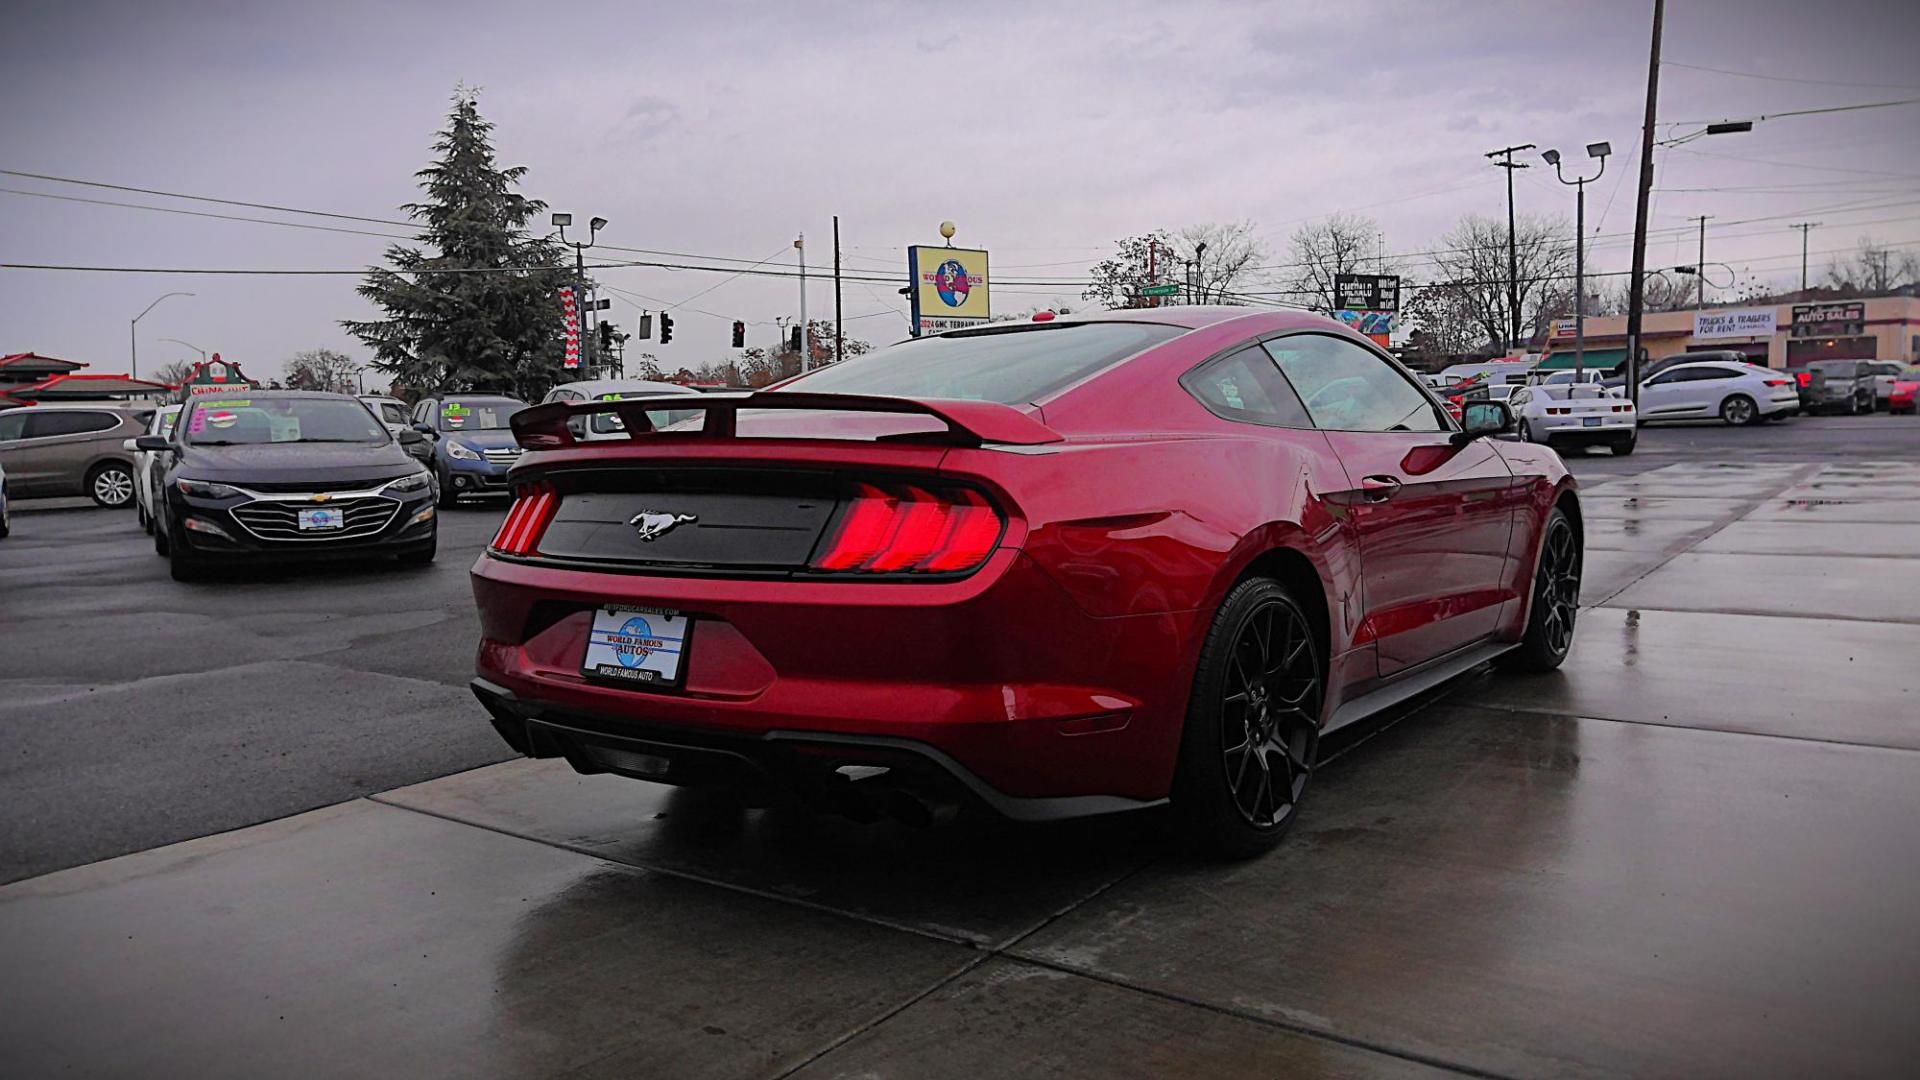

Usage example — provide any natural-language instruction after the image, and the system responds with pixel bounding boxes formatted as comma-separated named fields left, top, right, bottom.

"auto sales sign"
left=1693, top=307, right=1776, bottom=339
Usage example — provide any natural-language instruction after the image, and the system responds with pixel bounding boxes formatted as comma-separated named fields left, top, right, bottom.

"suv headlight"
left=383, top=470, right=432, bottom=494
left=445, top=440, right=481, bottom=461
left=176, top=478, right=242, bottom=499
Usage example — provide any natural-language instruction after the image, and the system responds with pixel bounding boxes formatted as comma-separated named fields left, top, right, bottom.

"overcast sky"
left=3, top=0, right=1916, bottom=383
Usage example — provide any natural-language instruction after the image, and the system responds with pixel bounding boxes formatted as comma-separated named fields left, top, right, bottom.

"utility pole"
left=833, top=216, right=844, bottom=365
left=1790, top=223, right=1820, bottom=292
left=1692, top=215, right=1713, bottom=308
left=1624, top=0, right=1664, bottom=409
left=1147, top=239, right=1159, bottom=308
left=795, top=234, right=809, bottom=371
left=1486, top=143, right=1535, bottom=353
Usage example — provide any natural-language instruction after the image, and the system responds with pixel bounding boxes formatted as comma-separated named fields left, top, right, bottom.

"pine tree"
left=344, top=89, right=573, bottom=399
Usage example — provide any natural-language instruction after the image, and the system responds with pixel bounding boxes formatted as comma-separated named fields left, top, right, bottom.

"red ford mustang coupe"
left=470, top=308, right=1581, bottom=856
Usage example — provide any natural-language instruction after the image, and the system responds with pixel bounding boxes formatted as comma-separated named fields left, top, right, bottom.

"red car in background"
left=470, top=309, right=1581, bottom=857
left=1889, top=367, right=1920, bottom=415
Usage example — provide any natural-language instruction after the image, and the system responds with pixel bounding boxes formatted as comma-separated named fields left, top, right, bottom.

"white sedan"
left=1637, top=360, right=1799, bottom=425
left=1509, top=383, right=1638, bottom=455
left=121, top=402, right=181, bottom=534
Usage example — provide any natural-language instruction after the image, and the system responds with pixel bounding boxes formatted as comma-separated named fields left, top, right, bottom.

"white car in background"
left=1637, top=360, right=1799, bottom=426
left=1509, top=383, right=1638, bottom=455
left=359, top=395, right=411, bottom=437
left=540, top=378, right=702, bottom=440
left=121, top=403, right=180, bottom=534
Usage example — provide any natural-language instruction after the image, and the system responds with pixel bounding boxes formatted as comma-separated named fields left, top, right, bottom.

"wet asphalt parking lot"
left=3, top=414, right=1918, bottom=1077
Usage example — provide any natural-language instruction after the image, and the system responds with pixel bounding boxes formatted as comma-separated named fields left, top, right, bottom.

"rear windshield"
left=1804, top=361, right=1860, bottom=375
left=439, top=399, right=525, bottom=431
left=777, top=322, right=1186, bottom=405
left=589, top=391, right=702, bottom=435
left=1538, top=384, right=1610, bottom=400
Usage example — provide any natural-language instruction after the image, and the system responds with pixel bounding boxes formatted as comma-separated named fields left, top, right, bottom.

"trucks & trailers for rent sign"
left=1693, top=307, right=1776, bottom=339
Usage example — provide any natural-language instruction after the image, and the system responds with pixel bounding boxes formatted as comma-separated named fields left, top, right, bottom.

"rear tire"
left=1610, top=435, right=1636, bottom=456
left=435, top=468, right=458, bottom=510
left=1496, top=508, right=1581, bottom=673
left=88, top=462, right=136, bottom=508
left=1720, top=395, right=1757, bottom=426
left=1172, top=578, right=1323, bottom=860
left=1518, top=419, right=1535, bottom=443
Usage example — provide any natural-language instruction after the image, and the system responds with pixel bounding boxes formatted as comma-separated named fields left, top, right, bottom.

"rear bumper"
left=1533, top=416, right=1636, bottom=444
left=468, top=549, right=1204, bottom=810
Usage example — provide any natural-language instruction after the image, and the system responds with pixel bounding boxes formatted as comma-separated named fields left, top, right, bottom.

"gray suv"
left=0, top=403, right=153, bottom=507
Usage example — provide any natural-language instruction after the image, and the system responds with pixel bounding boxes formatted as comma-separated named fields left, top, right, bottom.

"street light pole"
left=130, top=291, right=194, bottom=380
left=1545, top=143, right=1611, bottom=382
left=796, top=234, right=809, bottom=371
left=158, top=337, right=207, bottom=364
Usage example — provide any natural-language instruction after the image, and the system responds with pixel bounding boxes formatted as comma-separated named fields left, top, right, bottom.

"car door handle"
left=1360, top=475, right=1402, bottom=501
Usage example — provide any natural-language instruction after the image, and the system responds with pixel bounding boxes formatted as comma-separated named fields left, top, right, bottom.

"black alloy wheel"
left=1497, top=508, right=1581, bottom=672
left=1175, top=578, right=1324, bottom=858
left=1220, top=598, right=1320, bottom=831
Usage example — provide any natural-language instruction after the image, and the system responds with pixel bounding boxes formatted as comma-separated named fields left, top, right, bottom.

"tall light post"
left=795, top=234, right=809, bottom=371
left=130, top=291, right=194, bottom=380
left=554, top=213, right=606, bottom=373
left=158, top=337, right=207, bottom=364
left=1543, top=142, right=1610, bottom=381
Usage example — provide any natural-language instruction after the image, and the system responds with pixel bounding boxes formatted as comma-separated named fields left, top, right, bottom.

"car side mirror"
left=412, top=421, right=436, bottom=436
left=1452, top=401, right=1513, bottom=446
left=397, top=429, right=426, bottom=446
left=122, top=438, right=139, bottom=452
left=134, top=435, right=172, bottom=452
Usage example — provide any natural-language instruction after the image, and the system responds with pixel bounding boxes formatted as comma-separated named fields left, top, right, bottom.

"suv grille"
left=230, top=497, right=399, bottom=542
left=483, top=447, right=522, bottom=465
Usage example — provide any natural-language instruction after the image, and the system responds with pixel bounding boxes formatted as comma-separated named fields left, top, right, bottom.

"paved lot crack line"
left=1473, top=700, right=1920, bottom=755
left=1583, top=463, right=1822, bottom=607
left=363, top=793, right=971, bottom=948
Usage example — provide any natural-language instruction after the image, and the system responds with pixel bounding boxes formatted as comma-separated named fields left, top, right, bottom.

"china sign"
left=560, top=287, right=580, bottom=369
left=1334, top=273, right=1399, bottom=313
left=907, top=246, right=991, bottom=336
left=1693, top=307, right=1777, bottom=339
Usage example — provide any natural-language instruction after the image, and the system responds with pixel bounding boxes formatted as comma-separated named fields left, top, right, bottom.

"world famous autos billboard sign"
left=908, top=246, right=991, bottom=336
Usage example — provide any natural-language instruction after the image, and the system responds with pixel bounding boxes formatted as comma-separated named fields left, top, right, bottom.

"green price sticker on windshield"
left=198, top=399, right=251, bottom=409
left=442, top=403, right=471, bottom=417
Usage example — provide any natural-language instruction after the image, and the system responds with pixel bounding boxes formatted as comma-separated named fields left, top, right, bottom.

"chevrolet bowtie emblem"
left=311, top=494, right=332, bottom=502
left=628, top=511, right=697, bottom=542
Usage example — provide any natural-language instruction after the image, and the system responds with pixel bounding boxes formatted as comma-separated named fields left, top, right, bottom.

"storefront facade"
left=1543, top=295, right=1919, bottom=370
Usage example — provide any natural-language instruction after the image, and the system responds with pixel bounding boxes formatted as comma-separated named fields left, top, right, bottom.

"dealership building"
left=1537, top=294, right=1920, bottom=372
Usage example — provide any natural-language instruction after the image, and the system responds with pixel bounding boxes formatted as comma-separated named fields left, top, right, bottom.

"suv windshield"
left=439, top=399, right=525, bottom=431
left=183, top=397, right=389, bottom=446
left=777, top=322, right=1186, bottom=404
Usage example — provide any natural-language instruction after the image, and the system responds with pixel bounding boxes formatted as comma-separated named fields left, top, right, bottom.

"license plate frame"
left=1581, top=416, right=1602, bottom=427
left=581, top=605, right=692, bottom=688
left=297, top=506, right=345, bottom=531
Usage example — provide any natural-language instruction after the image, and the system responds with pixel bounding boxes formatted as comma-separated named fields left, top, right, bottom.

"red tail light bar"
left=813, top=483, right=1005, bottom=574
left=490, top=481, right=559, bottom=556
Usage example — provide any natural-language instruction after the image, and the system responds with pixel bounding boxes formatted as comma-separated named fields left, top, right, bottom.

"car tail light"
left=1612, top=404, right=1630, bottom=412
left=812, top=483, right=1005, bottom=574
left=1797, top=372, right=1813, bottom=387
left=490, top=481, right=559, bottom=556
left=1546, top=407, right=1570, bottom=415
left=1764, top=378, right=1790, bottom=387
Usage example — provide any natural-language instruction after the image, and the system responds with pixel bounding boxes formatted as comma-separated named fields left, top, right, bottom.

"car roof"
left=0, top=400, right=155, bottom=412
left=186, top=389, right=354, bottom=400
left=432, top=393, right=525, bottom=402
left=550, top=379, right=698, bottom=396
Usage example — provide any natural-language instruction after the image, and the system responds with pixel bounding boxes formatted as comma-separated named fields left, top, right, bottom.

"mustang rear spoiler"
left=510, top=391, right=1064, bottom=450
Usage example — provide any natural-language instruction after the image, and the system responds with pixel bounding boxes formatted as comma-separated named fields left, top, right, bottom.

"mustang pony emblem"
left=628, top=511, right=697, bottom=542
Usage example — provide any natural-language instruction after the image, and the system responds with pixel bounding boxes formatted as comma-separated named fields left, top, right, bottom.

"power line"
left=1662, top=96, right=1920, bottom=128
left=1661, top=60, right=1920, bottom=93
left=0, top=186, right=415, bottom=240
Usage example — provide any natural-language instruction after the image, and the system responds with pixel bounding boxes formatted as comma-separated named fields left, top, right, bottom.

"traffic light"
left=789, top=325, right=802, bottom=354
left=658, top=312, right=674, bottom=345
left=636, top=313, right=653, bottom=340
left=731, top=320, right=745, bottom=349
left=597, top=320, right=614, bottom=351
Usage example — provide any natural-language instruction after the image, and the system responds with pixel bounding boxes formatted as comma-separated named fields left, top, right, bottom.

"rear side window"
left=779, top=322, right=1186, bottom=405
left=0, top=412, right=25, bottom=440
left=1264, top=335, right=1447, bottom=432
left=24, top=411, right=118, bottom=438
left=1183, top=346, right=1312, bottom=427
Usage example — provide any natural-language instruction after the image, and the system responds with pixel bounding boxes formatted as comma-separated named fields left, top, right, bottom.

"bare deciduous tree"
left=1825, top=236, right=1920, bottom=295
left=1420, top=213, right=1572, bottom=352
left=1281, top=212, right=1384, bottom=312
left=283, top=347, right=361, bottom=393
left=1168, top=221, right=1265, bottom=304
left=151, top=360, right=197, bottom=387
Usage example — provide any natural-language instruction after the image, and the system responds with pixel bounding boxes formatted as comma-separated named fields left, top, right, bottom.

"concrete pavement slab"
left=1577, top=547, right=1678, bottom=604
left=1743, top=497, right=1920, bottom=523
left=1577, top=516, right=1721, bottom=552
left=0, top=799, right=972, bottom=1080
left=1694, top=520, right=1920, bottom=557
left=1474, top=607, right=1920, bottom=749
left=1601, top=551, right=1920, bottom=623
left=1014, top=707, right=1920, bottom=1079
left=378, top=758, right=1150, bottom=948
left=0, top=660, right=506, bottom=884
left=1576, top=495, right=1755, bottom=521
left=790, top=958, right=1451, bottom=1080
left=1778, top=480, right=1920, bottom=502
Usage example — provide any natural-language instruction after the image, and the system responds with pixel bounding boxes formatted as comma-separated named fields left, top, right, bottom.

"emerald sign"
left=1141, top=283, right=1180, bottom=297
